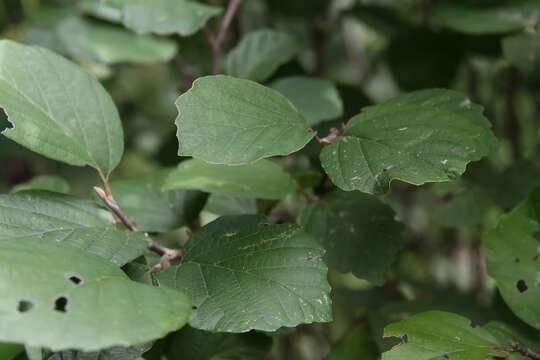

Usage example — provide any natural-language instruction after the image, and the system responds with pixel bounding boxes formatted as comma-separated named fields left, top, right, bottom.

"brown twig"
left=94, top=186, right=182, bottom=272
left=510, top=342, right=540, bottom=360
left=205, top=0, right=242, bottom=74
left=315, top=123, right=346, bottom=145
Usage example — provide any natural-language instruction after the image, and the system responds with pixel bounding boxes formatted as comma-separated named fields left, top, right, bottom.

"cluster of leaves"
left=1, top=0, right=540, bottom=359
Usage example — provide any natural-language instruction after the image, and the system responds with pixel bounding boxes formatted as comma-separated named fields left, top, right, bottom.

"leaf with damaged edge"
left=225, top=30, right=298, bottom=83
left=157, top=215, right=332, bottom=332
left=483, top=187, right=540, bottom=330
left=0, top=191, right=146, bottom=266
left=0, top=40, right=124, bottom=178
left=320, top=89, right=498, bottom=194
left=175, top=75, right=315, bottom=165
left=383, top=311, right=527, bottom=360
left=42, top=343, right=152, bottom=360
left=163, top=159, right=297, bottom=199
left=0, top=239, right=191, bottom=351
left=300, top=191, right=404, bottom=285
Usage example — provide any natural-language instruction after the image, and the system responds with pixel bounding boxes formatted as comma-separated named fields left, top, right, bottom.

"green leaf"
left=320, top=89, right=498, bottom=194
left=383, top=311, right=526, bottom=360
left=175, top=75, right=315, bottom=165
left=300, top=191, right=404, bottom=285
left=0, top=191, right=146, bottom=266
left=10, top=175, right=70, bottom=194
left=503, top=33, right=540, bottom=74
left=119, top=0, right=222, bottom=36
left=166, top=327, right=272, bottom=359
left=0, top=239, right=191, bottom=351
left=110, top=169, right=207, bottom=233
left=225, top=30, right=298, bottom=82
left=158, top=215, right=332, bottom=332
left=43, top=343, right=152, bottom=360
left=483, top=187, right=540, bottom=330
left=163, top=159, right=297, bottom=199
left=0, top=40, right=124, bottom=178
left=271, top=77, right=344, bottom=126
left=0, top=343, right=23, bottom=360
left=204, top=196, right=257, bottom=216
left=431, top=0, right=540, bottom=35
left=58, top=17, right=178, bottom=65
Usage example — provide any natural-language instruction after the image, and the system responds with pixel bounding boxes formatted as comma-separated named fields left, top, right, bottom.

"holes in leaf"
left=192, top=305, right=198, bottom=310
left=65, top=273, right=83, bottom=285
left=516, top=280, right=528, bottom=293
left=17, top=300, right=33, bottom=313
left=514, top=258, right=520, bottom=263
left=54, top=296, right=68, bottom=313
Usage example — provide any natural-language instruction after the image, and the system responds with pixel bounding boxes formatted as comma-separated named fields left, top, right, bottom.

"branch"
left=510, top=342, right=540, bottom=360
left=94, top=186, right=182, bottom=272
left=205, top=0, right=242, bottom=74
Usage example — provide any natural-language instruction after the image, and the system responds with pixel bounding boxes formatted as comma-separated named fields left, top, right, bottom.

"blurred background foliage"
left=1, top=0, right=540, bottom=359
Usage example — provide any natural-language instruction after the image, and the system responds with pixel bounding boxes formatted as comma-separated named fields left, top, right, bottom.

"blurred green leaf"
left=163, top=159, right=297, bottom=199
left=158, top=215, right=332, bottom=332
left=226, top=30, right=298, bottom=83
left=10, top=175, right=70, bottom=194
left=58, top=17, right=178, bottom=65
left=0, top=343, right=23, bottom=360
left=271, top=77, right=344, bottom=126
left=111, top=169, right=206, bottom=233
left=175, top=75, right=315, bottom=165
left=301, top=191, right=404, bottom=285
left=503, top=33, right=540, bottom=74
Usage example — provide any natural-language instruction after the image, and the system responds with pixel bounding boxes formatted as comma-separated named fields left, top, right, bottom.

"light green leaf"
left=163, top=159, right=297, bottom=199
left=225, top=30, right=298, bottom=82
left=0, top=191, right=146, bottom=266
left=383, top=311, right=526, bottom=360
left=271, top=77, right=343, bottom=126
left=431, top=0, right=540, bottom=35
left=10, top=175, right=70, bottom=194
left=166, top=327, right=272, bottom=359
left=300, top=191, right=404, bottom=285
left=110, top=169, right=207, bottom=233
left=204, top=196, right=257, bottom=216
left=483, top=187, right=540, bottom=330
left=0, top=40, right=124, bottom=178
left=158, top=215, right=332, bottom=332
left=320, top=89, right=497, bottom=194
left=80, top=0, right=123, bottom=23
left=120, top=0, right=222, bottom=36
left=175, top=75, right=315, bottom=165
left=58, top=17, right=178, bottom=65
left=503, top=33, right=540, bottom=74
left=0, top=239, right=190, bottom=351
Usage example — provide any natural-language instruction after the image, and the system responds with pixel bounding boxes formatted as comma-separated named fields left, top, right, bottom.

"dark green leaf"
left=503, top=33, right=540, bottom=74
left=158, top=215, right=332, bottom=332
left=320, top=89, right=498, bottom=194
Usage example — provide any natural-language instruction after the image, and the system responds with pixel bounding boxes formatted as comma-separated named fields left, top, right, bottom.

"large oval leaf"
left=483, top=187, right=540, bottom=330
left=0, top=40, right=124, bottom=178
left=225, top=30, right=298, bottom=83
left=300, top=191, right=404, bottom=285
left=163, top=159, right=297, bottom=199
left=0, top=239, right=191, bottom=351
left=175, top=75, right=315, bottom=165
left=158, top=215, right=332, bottom=332
left=320, top=89, right=498, bottom=194
left=0, top=191, right=146, bottom=266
